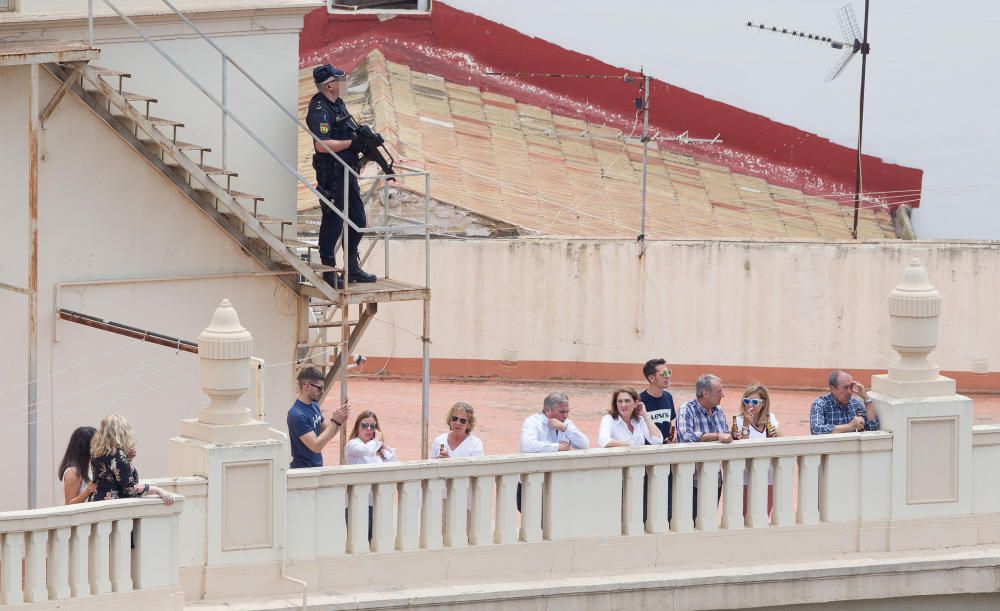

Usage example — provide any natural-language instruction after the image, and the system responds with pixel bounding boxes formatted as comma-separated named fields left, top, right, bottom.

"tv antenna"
left=485, top=69, right=721, bottom=253
left=747, top=2, right=872, bottom=238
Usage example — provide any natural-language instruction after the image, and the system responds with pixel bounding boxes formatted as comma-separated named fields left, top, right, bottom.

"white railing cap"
left=0, top=496, right=183, bottom=533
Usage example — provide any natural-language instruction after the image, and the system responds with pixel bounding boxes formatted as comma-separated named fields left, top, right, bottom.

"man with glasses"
left=810, top=370, right=880, bottom=435
left=639, top=359, right=677, bottom=443
left=287, top=367, right=351, bottom=468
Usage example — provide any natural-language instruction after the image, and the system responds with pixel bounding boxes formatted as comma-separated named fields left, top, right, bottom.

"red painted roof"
left=300, top=2, right=922, bottom=209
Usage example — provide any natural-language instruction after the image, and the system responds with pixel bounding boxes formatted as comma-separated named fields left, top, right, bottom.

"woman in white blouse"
left=345, top=410, right=397, bottom=465
left=598, top=387, right=663, bottom=448
left=432, top=402, right=485, bottom=459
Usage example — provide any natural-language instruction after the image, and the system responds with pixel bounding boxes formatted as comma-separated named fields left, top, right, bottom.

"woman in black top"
left=89, top=414, right=173, bottom=504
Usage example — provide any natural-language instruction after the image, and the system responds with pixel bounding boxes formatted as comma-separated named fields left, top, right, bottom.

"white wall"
left=446, top=0, right=1000, bottom=240
left=0, top=64, right=300, bottom=511
left=356, top=237, right=1000, bottom=378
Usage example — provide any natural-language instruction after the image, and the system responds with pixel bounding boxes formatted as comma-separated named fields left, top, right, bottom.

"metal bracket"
left=40, top=62, right=84, bottom=126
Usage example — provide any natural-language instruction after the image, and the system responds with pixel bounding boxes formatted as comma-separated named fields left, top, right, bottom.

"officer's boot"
left=320, top=258, right=343, bottom=289
left=347, top=252, right=377, bottom=283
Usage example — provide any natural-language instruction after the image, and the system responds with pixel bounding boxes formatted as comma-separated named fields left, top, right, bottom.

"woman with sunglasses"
left=345, top=410, right=397, bottom=465
left=731, top=383, right=781, bottom=514
left=432, top=402, right=484, bottom=459
left=599, top=387, right=663, bottom=448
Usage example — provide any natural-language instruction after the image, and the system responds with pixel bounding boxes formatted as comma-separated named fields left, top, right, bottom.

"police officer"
left=306, top=63, right=376, bottom=287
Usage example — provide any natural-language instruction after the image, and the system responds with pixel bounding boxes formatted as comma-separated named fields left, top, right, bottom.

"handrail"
left=92, top=0, right=429, bottom=238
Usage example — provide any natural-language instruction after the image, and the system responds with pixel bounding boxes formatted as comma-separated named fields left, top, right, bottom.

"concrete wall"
left=0, top=63, right=300, bottom=511
left=446, top=0, right=1000, bottom=241
left=355, top=237, right=1000, bottom=389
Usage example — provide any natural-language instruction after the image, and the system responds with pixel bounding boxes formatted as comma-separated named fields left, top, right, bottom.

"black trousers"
left=315, top=160, right=367, bottom=262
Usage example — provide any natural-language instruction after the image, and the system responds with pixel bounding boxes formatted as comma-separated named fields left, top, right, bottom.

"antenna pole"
left=639, top=73, right=650, bottom=256
left=851, top=0, right=871, bottom=239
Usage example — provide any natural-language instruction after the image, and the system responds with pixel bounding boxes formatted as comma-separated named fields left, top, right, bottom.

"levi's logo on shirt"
left=649, top=409, right=673, bottom=422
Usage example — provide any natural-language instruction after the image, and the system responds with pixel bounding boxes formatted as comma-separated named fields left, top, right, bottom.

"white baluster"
left=670, top=463, right=695, bottom=533
left=47, top=527, right=71, bottom=600
left=797, top=454, right=821, bottom=525
left=696, top=461, right=721, bottom=531
left=24, top=530, right=48, bottom=602
left=721, top=460, right=744, bottom=530
left=519, top=472, right=544, bottom=543
left=347, top=484, right=371, bottom=554
left=68, top=524, right=91, bottom=598
left=133, top=516, right=173, bottom=590
left=371, top=483, right=395, bottom=553
left=622, top=466, right=645, bottom=536
left=645, top=465, right=668, bottom=534
left=420, top=479, right=445, bottom=550
left=316, top=485, right=346, bottom=556
left=469, top=476, right=493, bottom=546
left=746, top=458, right=771, bottom=528
left=493, top=474, right=519, bottom=544
left=110, top=518, right=133, bottom=592
left=89, top=521, right=112, bottom=594
left=772, top=456, right=796, bottom=527
left=396, top=481, right=421, bottom=551
left=445, top=477, right=470, bottom=547
left=1, top=531, right=25, bottom=605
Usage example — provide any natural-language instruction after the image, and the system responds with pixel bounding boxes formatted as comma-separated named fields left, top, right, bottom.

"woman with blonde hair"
left=432, top=402, right=484, bottom=459
left=89, top=414, right=174, bottom=504
left=731, top=383, right=781, bottom=515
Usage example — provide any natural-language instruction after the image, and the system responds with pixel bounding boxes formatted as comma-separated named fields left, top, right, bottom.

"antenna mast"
left=747, top=2, right=872, bottom=238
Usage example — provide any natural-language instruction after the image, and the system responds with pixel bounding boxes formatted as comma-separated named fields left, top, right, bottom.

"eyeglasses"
left=658, top=369, right=673, bottom=379
left=450, top=415, right=468, bottom=424
left=742, top=398, right=762, bottom=407
left=308, top=382, right=324, bottom=392
left=359, top=422, right=378, bottom=430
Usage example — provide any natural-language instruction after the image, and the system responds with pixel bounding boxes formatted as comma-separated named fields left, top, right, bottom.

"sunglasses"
left=658, top=369, right=673, bottom=379
left=359, top=422, right=378, bottom=430
left=308, top=382, right=325, bottom=392
left=450, top=415, right=469, bottom=424
left=742, top=398, right=762, bottom=407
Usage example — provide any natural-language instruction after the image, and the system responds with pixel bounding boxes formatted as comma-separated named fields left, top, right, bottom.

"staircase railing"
left=87, top=0, right=432, bottom=287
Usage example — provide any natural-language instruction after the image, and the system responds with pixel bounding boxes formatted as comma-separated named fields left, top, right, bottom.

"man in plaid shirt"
left=810, top=370, right=880, bottom=434
left=677, top=374, right=732, bottom=520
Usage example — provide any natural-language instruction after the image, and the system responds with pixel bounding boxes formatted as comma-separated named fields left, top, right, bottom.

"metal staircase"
left=61, top=0, right=434, bottom=458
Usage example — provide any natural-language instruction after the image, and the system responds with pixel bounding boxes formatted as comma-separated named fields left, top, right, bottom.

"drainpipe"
left=28, top=63, right=41, bottom=509
left=280, top=490, right=308, bottom=609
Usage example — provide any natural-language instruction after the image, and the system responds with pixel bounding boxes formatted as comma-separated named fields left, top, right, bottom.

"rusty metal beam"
left=0, top=281, right=29, bottom=295
left=27, top=63, right=40, bottom=509
left=58, top=309, right=199, bottom=354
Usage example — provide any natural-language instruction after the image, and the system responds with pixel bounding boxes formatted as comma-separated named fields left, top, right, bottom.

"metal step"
left=147, top=115, right=184, bottom=128
left=122, top=91, right=157, bottom=103
left=226, top=189, right=263, bottom=202
left=175, top=140, right=212, bottom=153
left=299, top=278, right=429, bottom=305
left=256, top=214, right=291, bottom=225
left=90, top=65, right=131, bottom=78
left=283, top=237, right=316, bottom=249
left=198, top=165, right=237, bottom=177
left=309, top=319, right=358, bottom=329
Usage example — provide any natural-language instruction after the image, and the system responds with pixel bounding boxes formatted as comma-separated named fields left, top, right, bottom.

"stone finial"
left=886, top=259, right=941, bottom=382
left=197, top=299, right=253, bottom=425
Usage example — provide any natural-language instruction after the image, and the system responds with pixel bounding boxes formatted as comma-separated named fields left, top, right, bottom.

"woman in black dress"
left=89, top=414, right=174, bottom=504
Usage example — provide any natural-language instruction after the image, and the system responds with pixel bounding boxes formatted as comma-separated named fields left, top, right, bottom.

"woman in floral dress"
left=89, top=414, right=174, bottom=504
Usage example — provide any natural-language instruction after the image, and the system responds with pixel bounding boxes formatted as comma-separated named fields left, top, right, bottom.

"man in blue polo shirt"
left=287, top=367, right=350, bottom=468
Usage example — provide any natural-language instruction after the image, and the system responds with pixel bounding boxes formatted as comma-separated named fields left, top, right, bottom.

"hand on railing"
left=149, top=485, right=177, bottom=505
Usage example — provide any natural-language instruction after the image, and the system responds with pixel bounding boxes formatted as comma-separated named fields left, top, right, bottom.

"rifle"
left=341, top=111, right=396, bottom=181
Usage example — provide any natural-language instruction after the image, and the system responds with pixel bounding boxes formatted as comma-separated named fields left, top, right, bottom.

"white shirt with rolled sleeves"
left=598, top=414, right=663, bottom=448
left=519, top=412, right=590, bottom=453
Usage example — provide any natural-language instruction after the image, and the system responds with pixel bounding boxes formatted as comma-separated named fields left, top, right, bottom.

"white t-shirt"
left=344, top=438, right=397, bottom=506
left=597, top=414, right=663, bottom=448
left=734, top=413, right=780, bottom=485
left=430, top=433, right=484, bottom=459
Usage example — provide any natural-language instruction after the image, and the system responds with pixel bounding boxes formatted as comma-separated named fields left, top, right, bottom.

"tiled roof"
left=298, top=50, right=896, bottom=239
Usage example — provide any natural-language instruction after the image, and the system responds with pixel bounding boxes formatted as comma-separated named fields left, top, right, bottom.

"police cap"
left=313, top=64, right=347, bottom=87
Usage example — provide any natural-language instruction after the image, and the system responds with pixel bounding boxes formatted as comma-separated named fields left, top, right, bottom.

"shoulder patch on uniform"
left=319, top=123, right=330, bottom=134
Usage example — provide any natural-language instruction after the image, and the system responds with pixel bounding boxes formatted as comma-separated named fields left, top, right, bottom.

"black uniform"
left=305, top=92, right=367, bottom=265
